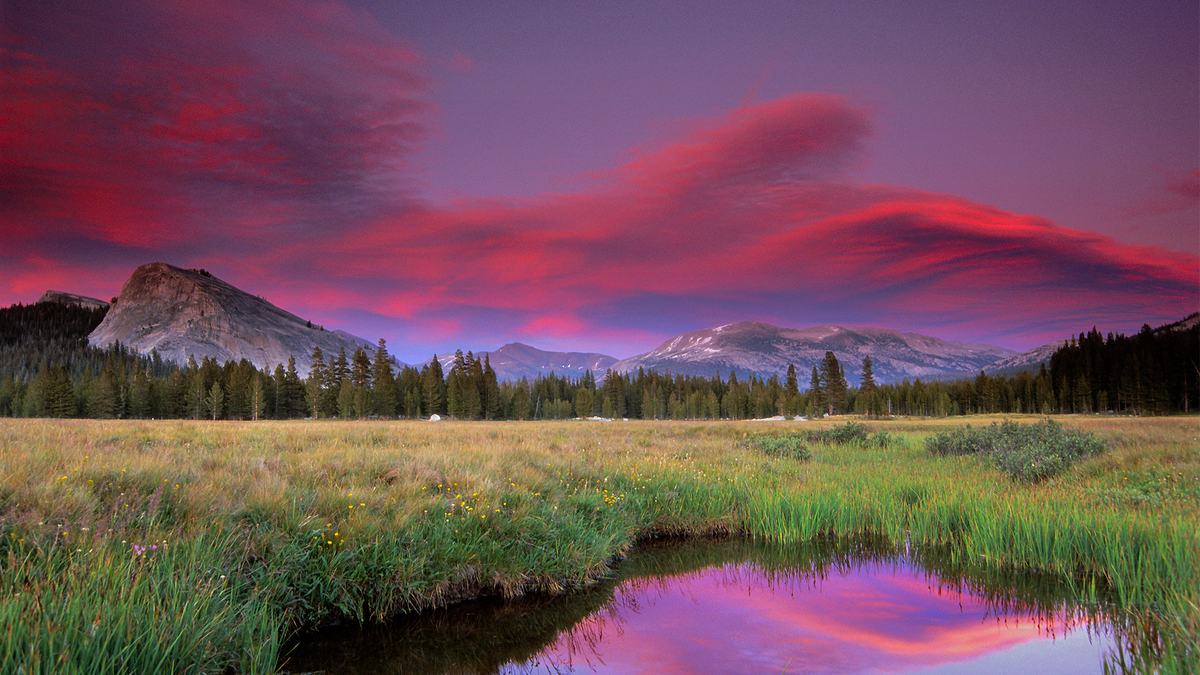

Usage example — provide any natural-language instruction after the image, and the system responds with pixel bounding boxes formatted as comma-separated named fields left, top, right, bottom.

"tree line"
left=1, top=302, right=1195, bottom=420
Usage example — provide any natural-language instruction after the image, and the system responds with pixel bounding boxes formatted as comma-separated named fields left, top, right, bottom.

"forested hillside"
left=1, top=302, right=1195, bottom=420
left=0, top=301, right=109, bottom=382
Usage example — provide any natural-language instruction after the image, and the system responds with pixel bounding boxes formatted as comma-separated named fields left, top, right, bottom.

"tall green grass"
left=0, top=531, right=281, bottom=675
left=0, top=416, right=1195, bottom=672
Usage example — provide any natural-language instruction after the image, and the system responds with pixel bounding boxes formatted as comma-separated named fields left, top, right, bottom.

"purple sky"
left=2, top=0, right=1197, bottom=363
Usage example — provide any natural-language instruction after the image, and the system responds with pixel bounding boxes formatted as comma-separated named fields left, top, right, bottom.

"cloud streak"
left=1, top=0, right=1195, bottom=360
left=2, top=0, right=428, bottom=276
left=287, top=95, right=1195, bottom=356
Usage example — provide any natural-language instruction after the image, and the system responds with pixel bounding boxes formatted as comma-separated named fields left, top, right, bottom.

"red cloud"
left=618, top=93, right=871, bottom=194
left=296, top=97, right=1194, bottom=351
left=1, top=4, right=1193, bottom=355
left=1, top=0, right=428, bottom=265
left=1165, top=170, right=1200, bottom=202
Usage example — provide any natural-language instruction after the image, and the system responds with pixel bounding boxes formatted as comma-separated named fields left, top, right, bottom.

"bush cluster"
left=805, top=422, right=900, bottom=449
left=925, top=419, right=1107, bottom=482
left=747, top=422, right=901, bottom=461
left=747, top=435, right=812, bottom=461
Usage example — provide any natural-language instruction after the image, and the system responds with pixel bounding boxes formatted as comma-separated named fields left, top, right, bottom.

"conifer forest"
left=1, top=302, right=1196, bottom=421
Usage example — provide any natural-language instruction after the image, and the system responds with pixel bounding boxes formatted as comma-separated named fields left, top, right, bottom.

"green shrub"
left=814, top=421, right=869, bottom=446
left=924, top=424, right=993, bottom=456
left=804, top=422, right=900, bottom=448
left=748, top=436, right=812, bottom=461
left=747, top=422, right=903, bottom=460
left=925, top=419, right=1107, bottom=482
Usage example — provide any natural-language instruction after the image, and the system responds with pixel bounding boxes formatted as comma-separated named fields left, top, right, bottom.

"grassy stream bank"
left=0, top=416, right=1195, bottom=673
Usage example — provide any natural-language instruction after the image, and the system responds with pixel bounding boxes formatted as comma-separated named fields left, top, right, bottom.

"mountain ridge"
left=430, top=342, right=617, bottom=382
left=88, top=263, right=376, bottom=373
left=37, top=290, right=110, bottom=311
left=66, top=262, right=1191, bottom=386
left=611, top=321, right=1017, bottom=384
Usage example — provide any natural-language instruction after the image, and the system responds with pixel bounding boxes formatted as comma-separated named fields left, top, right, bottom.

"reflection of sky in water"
left=504, top=562, right=1114, bottom=675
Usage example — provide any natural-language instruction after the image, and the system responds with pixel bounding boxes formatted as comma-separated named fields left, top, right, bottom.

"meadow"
left=0, top=415, right=1195, bottom=674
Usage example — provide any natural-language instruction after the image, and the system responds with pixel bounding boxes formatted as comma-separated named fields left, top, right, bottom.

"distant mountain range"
left=42, top=261, right=1175, bottom=384
left=610, top=321, right=1020, bottom=384
left=431, top=342, right=617, bottom=382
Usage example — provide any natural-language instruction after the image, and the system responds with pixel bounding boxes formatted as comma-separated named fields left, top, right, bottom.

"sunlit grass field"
left=0, top=415, right=1195, bottom=674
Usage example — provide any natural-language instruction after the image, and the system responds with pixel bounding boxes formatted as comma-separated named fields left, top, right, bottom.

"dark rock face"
left=611, top=321, right=1017, bottom=384
left=88, top=263, right=373, bottom=373
left=37, top=290, right=110, bottom=311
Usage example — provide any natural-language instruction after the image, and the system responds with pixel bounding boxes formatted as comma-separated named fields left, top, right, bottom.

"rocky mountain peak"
left=88, top=262, right=373, bottom=373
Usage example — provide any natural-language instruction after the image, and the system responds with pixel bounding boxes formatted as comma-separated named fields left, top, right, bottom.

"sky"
left=2, top=0, right=1197, bottom=363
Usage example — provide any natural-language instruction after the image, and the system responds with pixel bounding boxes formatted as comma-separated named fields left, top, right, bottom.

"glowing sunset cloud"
left=1, top=0, right=1196, bottom=362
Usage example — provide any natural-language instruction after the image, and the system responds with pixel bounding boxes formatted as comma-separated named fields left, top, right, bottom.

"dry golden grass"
left=0, top=415, right=1195, bottom=673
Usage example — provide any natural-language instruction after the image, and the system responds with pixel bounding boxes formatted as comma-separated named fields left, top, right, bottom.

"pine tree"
left=482, top=355, right=501, bottom=420
left=422, top=355, right=444, bottom=417
left=351, top=348, right=372, bottom=388
left=307, top=347, right=326, bottom=419
left=272, top=364, right=286, bottom=418
left=129, top=367, right=151, bottom=418
left=371, top=338, right=396, bottom=418
left=396, top=366, right=422, bottom=418
left=226, top=361, right=251, bottom=420
left=860, top=356, right=877, bottom=392
left=575, top=385, right=593, bottom=419
left=784, top=363, right=800, bottom=418
left=250, top=375, right=265, bottom=421
left=809, top=366, right=823, bottom=417
left=818, top=351, right=847, bottom=415
left=338, top=379, right=354, bottom=419
left=447, top=350, right=466, bottom=418
left=326, top=348, right=349, bottom=417
left=43, top=365, right=76, bottom=418
left=275, top=357, right=301, bottom=418
left=858, top=356, right=879, bottom=418
left=185, top=371, right=206, bottom=420
left=207, top=382, right=224, bottom=421
left=465, top=352, right=484, bottom=419
left=512, top=379, right=533, bottom=419
left=0, top=375, right=18, bottom=416
left=94, top=366, right=122, bottom=419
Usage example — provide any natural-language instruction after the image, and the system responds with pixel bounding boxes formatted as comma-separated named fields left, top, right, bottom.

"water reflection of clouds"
left=507, top=561, right=1109, bottom=675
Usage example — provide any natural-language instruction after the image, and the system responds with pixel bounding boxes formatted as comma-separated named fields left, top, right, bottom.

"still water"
left=280, top=538, right=1119, bottom=675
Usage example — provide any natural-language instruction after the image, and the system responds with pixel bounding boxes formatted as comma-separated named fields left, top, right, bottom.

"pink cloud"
left=1, top=0, right=429, bottom=268
left=446, top=49, right=477, bottom=74
left=618, top=93, right=872, bottom=194
left=1123, top=169, right=1200, bottom=218
left=289, top=100, right=1195, bottom=351
left=1, top=4, right=1193, bottom=356
left=1165, top=169, right=1200, bottom=202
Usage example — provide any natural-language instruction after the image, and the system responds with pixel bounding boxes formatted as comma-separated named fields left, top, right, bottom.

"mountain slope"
left=985, top=313, right=1200, bottom=378
left=484, top=342, right=616, bottom=381
left=985, top=342, right=1061, bottom=375
left=611, top=321, right=1017, bottom=384
left=432, top=342, right=616, bottom=381
left=89, top=262, right=374, bottom=373
left=38, top=290, right=111, bottom=311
